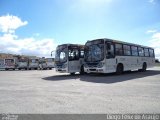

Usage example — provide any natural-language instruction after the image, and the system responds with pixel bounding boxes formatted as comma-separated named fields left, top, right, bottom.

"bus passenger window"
left=115, top=44, right=123, bottom=55
left=138, top=47, right=144, bottom=56
left=131, top=46, right=138, bottom=56
left=80, top=51, right=84, bottom=58
left=123, top=45, right=131, bottom=55
left=69, top=49, right=79, bottom=61
left=149, top=49, right=154, bottom=57
left=144, top=48, right=149, bottom=57
left=106, top=43, right=115, bottom=58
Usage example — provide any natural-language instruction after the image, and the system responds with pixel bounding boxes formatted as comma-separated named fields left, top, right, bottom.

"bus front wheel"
left=80, top=65, right=85, bottom=75
left=116, top=64, right=123, bottom=75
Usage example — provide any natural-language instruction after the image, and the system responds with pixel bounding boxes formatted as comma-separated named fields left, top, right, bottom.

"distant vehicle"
left=39, top=58, right=47, bottom=70
left=28, top=58, right=39, bottom=70
left=84, top=38, right=155, bottom=74
left=4, top=58, right=16, bottom=70
left=17, top=57, right=28, bottom=70
left=0, top=59, right=5, bottom=69
left=53, top=44, right=85, bottom=75
left=45, top=58, right=54, bottom=70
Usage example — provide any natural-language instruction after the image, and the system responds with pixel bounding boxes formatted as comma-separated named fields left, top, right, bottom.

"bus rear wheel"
left=116, top=64, right=123, bottom=75
left=142, top=63, right=147, bottom=72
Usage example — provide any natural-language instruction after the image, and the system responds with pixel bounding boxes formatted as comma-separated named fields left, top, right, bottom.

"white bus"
left=28, top=58, right=39, bottom=70
left=46, top=58, right=54, bottom=70
left=84, top=38, right=155, bottom=74
left=54, top=44, right=85, bottom=75
left=17, top=57, right=28, bottom=70
left=0, top=59, right=5, bottom=69
left=4, top=58, right=16, bottom=70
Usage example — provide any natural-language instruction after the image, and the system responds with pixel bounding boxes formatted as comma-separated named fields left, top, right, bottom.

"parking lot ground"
left=0, top=67, right=160, bottom=113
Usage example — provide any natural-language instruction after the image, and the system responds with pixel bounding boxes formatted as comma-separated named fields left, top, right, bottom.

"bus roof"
left=57, top=44, right=85, bottom=48
left=87, top=38, right=154, bottom=49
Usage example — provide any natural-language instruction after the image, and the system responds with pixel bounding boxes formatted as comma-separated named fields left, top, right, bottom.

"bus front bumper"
left=84, top=67, right=105, bottom=73
left=56, top=68, right=67, bottom=73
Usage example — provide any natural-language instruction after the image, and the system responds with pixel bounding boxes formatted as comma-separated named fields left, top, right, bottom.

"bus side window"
left=149, top=48, right=154, bottom=57
left=144, top=48, right=149, bottom=57
left=69, top=49, right=79, bottom=61
left=123, top=45, right=131, bottom=55
left=106, top=42, right=115, bottom=59
left=115, top=43, right=123, bottom=55
left=80, top=50, right=84, bottom=58
left=131, top=46, right=138, bottom=56
left=138, top=47, right=144, bottom=56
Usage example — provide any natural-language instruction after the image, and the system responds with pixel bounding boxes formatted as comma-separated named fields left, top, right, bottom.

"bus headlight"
left=97, top=62, right=104, bottom=68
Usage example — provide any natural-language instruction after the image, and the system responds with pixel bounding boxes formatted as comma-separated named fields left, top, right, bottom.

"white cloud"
left=146, top=29, right=157, bottom=34
left=0, top=15, right=57, bottom=58
left=149, top=32, right=160, bottom=60
left=0, top=33, right=57, bottom=57
left=0, top=14, right=28, bottom=33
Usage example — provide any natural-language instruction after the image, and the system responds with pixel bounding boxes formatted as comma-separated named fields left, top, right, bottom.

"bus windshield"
left=30, top=59, right=38, bottom=63
left=85, top=43, right=104, bottom=62
left=55, top=45, right=67, bottom=63
left=19, top=59, right=27, bottom=62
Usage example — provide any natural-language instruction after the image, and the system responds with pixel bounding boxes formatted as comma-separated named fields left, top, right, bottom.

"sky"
left=0, top=0, right=160, bottom=59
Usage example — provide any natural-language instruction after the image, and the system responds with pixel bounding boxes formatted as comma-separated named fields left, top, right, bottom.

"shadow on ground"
left=42, top=70, right=160, bottom=84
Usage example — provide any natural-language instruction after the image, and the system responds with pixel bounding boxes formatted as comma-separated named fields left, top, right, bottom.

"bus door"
left=68, top=47, right=80, bottom=73
left=105, top=42, right=116, bottom=72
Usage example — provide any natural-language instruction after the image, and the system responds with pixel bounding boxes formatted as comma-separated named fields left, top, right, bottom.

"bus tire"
left=18, top=68, right=21, bottom=70
left=70, top=72, right=75, bottom=75
left=142, top=62, right=147, bottom=72
left=116, top=64, right=123, bottom=75
left=80, top=65, right=85, bottom=75
left=5, top=68, right=8, bottom=71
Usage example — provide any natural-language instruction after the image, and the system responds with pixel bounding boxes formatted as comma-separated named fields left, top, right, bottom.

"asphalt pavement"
left=0, top=67, right=160, bottom=113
